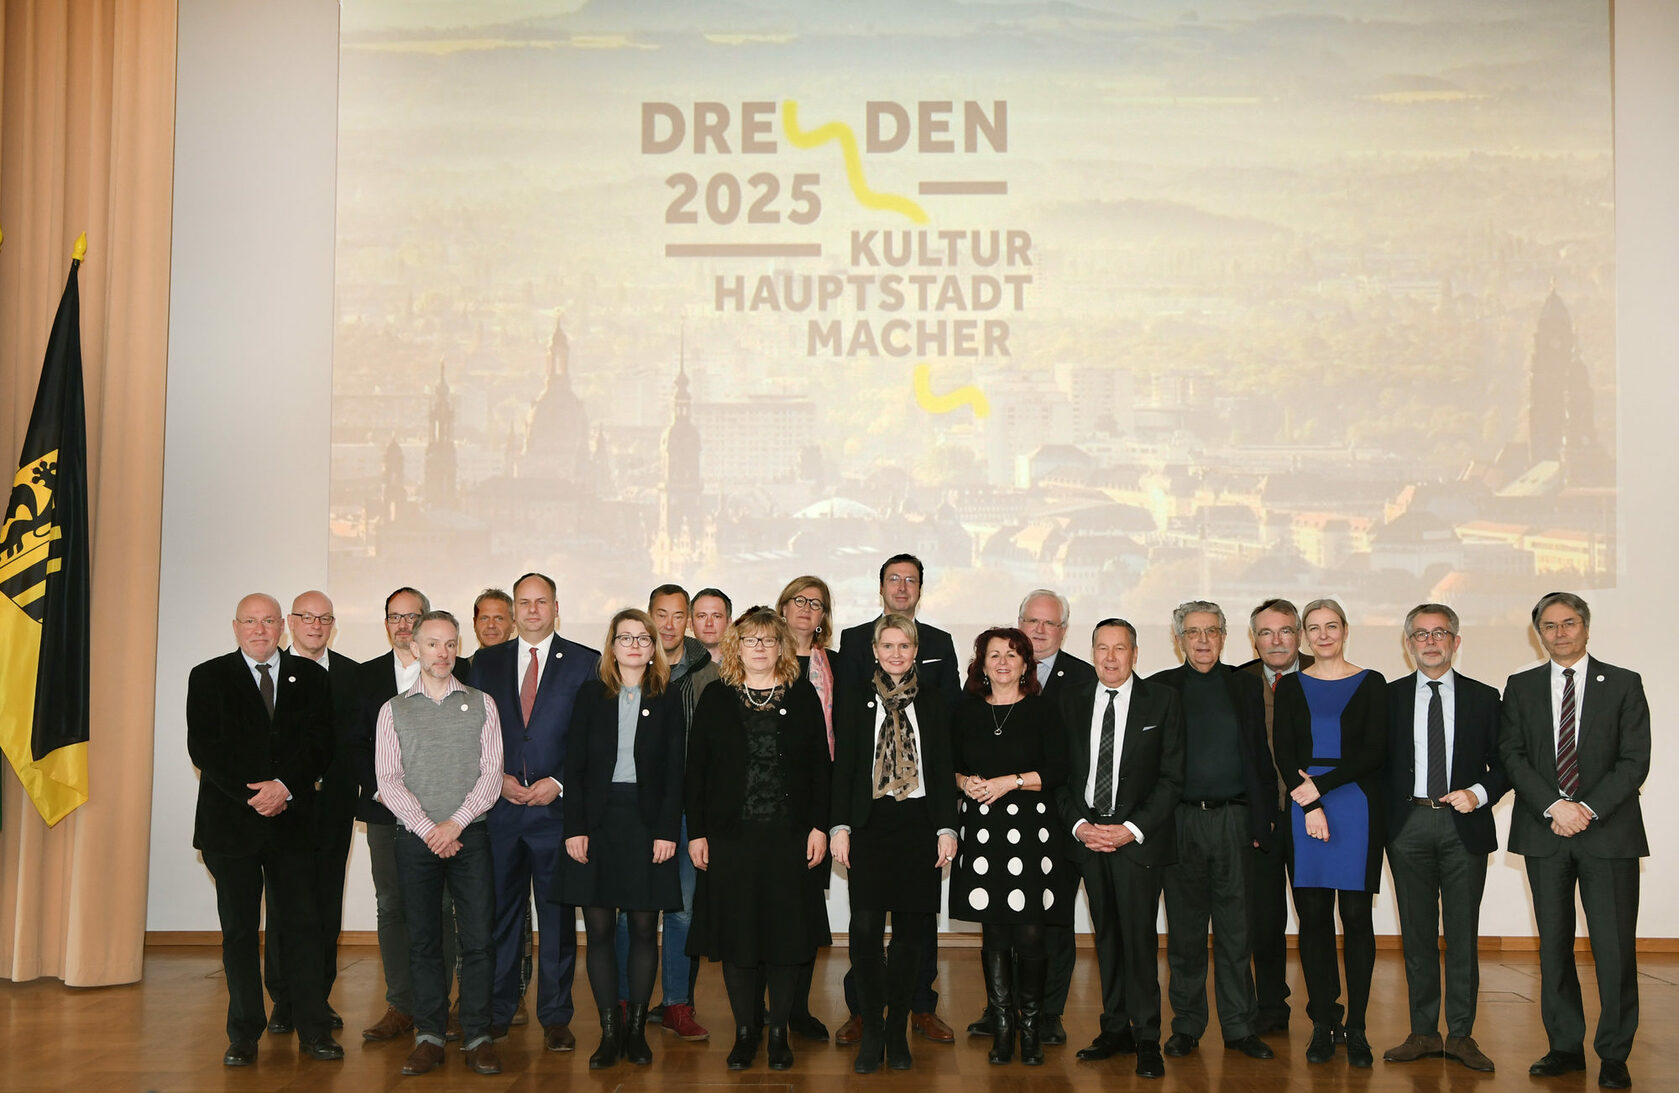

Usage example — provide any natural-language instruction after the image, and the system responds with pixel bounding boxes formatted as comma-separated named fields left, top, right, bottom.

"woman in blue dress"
left=1272, top=598, right=1387, bottom=1069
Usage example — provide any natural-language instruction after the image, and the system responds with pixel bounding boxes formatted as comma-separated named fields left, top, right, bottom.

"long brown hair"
left=963, top=626, right=1041, bottom=696
left=598, top=607, right=669, bottom=697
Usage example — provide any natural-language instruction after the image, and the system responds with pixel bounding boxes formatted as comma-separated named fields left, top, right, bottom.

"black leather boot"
left=588, top=1007, right=622, bottom=1069
left=1016, top=954, right=1048, bottom=1066
left=726, top=1025, right=759, bottom=1070
left=623, top=1002, right=653, bottom=1065
left=982, top=948, right=1015, bottom=1065
left=854, top=951, right=887, bottom=1074
left=766, top=1025, right=794, bottom=1070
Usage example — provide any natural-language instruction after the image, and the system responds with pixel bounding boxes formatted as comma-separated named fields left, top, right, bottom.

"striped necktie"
left=1555, top=667, right=1579, bottom=797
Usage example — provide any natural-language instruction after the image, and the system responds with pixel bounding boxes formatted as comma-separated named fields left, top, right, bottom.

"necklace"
left=743, top=684, right=781, bottom=710
left=990, top=698, right=1018, bottom=736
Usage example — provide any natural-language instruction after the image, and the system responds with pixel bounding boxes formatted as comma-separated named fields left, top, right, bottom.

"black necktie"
left=257, top=662, right=276, bottom=719
left=1425, top=680, right=1447, bottom=799
left=1094, top=688, right=1117, bottom=814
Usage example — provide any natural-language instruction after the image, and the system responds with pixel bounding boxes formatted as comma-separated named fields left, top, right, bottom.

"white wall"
left=150, top=0, right=1679, bottom=937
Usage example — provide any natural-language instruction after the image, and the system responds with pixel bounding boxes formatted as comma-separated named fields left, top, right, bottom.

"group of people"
left=188, top=556, right=1649, bottom=1090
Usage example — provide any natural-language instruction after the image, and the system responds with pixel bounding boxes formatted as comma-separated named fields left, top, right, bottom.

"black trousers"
left=202, top=846, right=330, bottom=1044
left=1387, top=807, right=1488, bottom=1038
left=1291, top=887, right=1374, bottom=1032
left=1243, top=817, right=1292, bottom=1028
left=1079, top=849, right=1163, bottom=1043
left=1526, top=845, right=1640, bottom=1062
left=1164, top=803, right=1259, bottom=1041
left=1044, top=922, right=1077, bottom=1017
left=264, top=801, right=355, bottom=1011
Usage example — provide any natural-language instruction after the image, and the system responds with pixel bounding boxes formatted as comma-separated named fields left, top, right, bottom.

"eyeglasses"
left=1538, top=618, right=1583, bottom=635
left=386, top=612, right=422, bottom=625
left=884, top=574, right=920, bottom=587
left=1409, top=628, right=1456, bottom=644
left=1253, top=627, right=1297, bottom=640
left=1021, top=616, right=1065, bottom=630
left=788, top=595, right=825, bottom=612
left=1181, top=626, right=1225, bottom=640
left=614, top=633, right=654, bottom=648
left=237, top=616, right=282, bottom=628
left=739, top=636, right=780, bottom=649
left=289, top=612, right=335, bottom=626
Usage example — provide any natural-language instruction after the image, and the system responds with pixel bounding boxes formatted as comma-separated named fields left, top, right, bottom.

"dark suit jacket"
left=685, top=678, right=831, bottom=840
left=354, top=649, right=470, bottom=824
left=1498, top=657, right=1650, bottom=859
left=1237, top=653, right=1313, bottom=824
left=1383, top=670, right=1508, bottom=855
left=469, top=633, right=601, bottom=827
left=1149, top=662, right=1273, bottom=845
left=837, top=616, right=961, bottom=707
left=188, top=649, right=333, bottom=855
left=830, top=679, right=956, bottom=836
left=561, top=678, right=686, bottom=842
left=310, top=649, right=363, bottom=836
left=1040, top=649, right=1097, bottom=707
left=1054, top=673, right=1185, bottom=868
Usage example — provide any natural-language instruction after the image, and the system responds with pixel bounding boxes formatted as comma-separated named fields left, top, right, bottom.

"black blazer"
left=309, top=649, right=363, bottom=835
left=187, top=650, right=333, bottom=855
left=562, top=678, right=686, bottom=843
left=1055, top=674, right=1185, bottom=868
left=354, top=649, right=470, bottom=824
left=1149, top=662, right=1274, bottom=846
left=1498, top=657, right=1649, bottom=859
left=837, top=616, right=961, bottom=708
left=830, top=678, right=957, bottom=836
left=1040, top=650, right=1097, bottom=706
left=1383, top=670, right=1508, bottom=855
left=685, top=678, right=831, bottom=840
left=1272, top=668, right=1387, bottom=828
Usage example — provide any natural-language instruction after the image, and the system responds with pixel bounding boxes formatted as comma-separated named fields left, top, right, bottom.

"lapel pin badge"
left=779, top=708, right=787, bottom=716
left=461, top=703, right=470, bottom=712
left=287, top=676, right=296, bottom=683
left=642, top=709, right=650, bottom=717
left=1596, top=675, right=1604, bottom=682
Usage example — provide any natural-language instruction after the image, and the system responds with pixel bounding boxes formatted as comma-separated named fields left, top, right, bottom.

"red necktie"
left=521, top=647, right=539, bottom=725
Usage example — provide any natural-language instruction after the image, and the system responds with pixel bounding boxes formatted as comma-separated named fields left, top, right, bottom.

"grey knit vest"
left=390, top=686, right=491, bottom=826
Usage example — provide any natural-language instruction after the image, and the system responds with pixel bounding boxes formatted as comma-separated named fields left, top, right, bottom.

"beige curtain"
left=0, top=0, right=176, bottom=985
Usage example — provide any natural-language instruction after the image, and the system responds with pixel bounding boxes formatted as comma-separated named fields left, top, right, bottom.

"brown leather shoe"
left=1444, top=1035, right=1495, bottom=1072
left=1383, top=1032, right=1444, bottom=1063
left=544, top=1023, right=577, bottom=1052
left=401, top=1040, right=446, bottom=1075
left=911, top=1011, right=955, bottom=1043
left=363, top=1006, right=414, bottom=1042
left=465, top=1042, right=503, bottom=1075
left=835, top=1013, right=864, bottom=1046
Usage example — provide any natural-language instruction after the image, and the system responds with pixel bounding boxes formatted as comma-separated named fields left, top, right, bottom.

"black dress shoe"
left=766, top=1026, right=795, bottom=1070
left=1345, top=1029, right=1373, bottom=1068
left=1163, top=1032, right=1198, bottom=1057
left=1041, top=1015, right=1067, bottom=1046
left=1135, top=1041, right=1165, bottom=1079
left=223, top=1041, right=257, bottom=1067
left=267, top=1005, right=293, bottom=1034
left=788, top=1012, right=829, bottom=1042
left=326, top=1006, right=343, bottom=1030
left=1598, top=1059, right=1631, bottom=1088
left=1227, top=1034, right=1275, bottom=1059
left=300, top=1037, right=345, bottom=1061
left=1306, top=1023, right=1339, bottom=1064
left=726, top=1026, right=759, bottom=1070
left=1077, top=1028, right=1138, bottom=1060
left=1530, top=1049, right=1588, bottom=1077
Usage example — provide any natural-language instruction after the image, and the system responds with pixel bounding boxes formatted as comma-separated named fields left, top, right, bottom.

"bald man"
left=187, top=593, right=341, bottom=1066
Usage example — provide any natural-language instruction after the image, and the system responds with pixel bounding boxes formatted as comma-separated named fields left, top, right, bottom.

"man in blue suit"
left=470, top=572, right=600, bottom=1050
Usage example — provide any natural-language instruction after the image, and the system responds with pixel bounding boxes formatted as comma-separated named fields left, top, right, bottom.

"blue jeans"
left=617, top=816, right=698, bottom=1006
left=396, top=822, right=495, bottom=1047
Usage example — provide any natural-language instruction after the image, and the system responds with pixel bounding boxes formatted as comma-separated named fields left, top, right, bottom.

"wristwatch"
left=1015, top=774, right=1025, bottom=789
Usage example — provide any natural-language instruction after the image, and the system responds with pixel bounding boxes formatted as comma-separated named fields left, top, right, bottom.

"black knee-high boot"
left=982, top=948, right=1015, bottom=1065
left=1016, top=954, right=1047, bottom=1066
left=852, top=950, right=886, bottom=1074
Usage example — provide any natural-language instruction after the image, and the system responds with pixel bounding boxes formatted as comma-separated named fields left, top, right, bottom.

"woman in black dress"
left=830, top=613, right=957, bottom=1073
left=948, top=627, right=1073, bottom=1066
left=550, top=608, right=685, bottom=1068
left=685, top=607, right=832, bottom=1072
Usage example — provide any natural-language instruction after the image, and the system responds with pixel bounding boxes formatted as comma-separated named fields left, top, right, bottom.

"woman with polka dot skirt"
left=948, top=627, right=1075, bottom=1066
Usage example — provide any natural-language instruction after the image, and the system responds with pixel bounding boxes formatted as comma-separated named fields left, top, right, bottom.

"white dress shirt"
left=394, top=653, right=422, bottom=695
left=1411, top=669, right=1487, bottom=806
left=1072, top=677, right=1143, bottom=844
left=519, top=632, right=558, bottom=690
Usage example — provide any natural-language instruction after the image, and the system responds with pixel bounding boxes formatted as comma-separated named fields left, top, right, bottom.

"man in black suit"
left=1056, top=618, right=1184, bottom=1080
left=264, top=591, right=360, bottom=1035
left=187, top=593, right=342, bottom=1066
left=470, top=572, right=600, bottom=1050
left=1500, top=592, right=1649, bottom=1091
left=356, top=586, right=469, bottom=1042
left=1151, top=601, right=1275, bottom=1062
left=833, top=553, right=959, bottom=1046
left=1381, top=602, right=1508, bottom=1073
left=1235, top=597, right=1313, bottom=1036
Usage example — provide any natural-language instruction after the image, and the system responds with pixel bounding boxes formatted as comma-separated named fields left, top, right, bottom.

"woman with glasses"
left=1272, top=598, right=1387, bottom=1068
left=775, top=575, right=838, bottom=1041
left=830, top=613, right=956, bottom=1073
left=949, top=627, right=1073, bottom=1066
left=549, top=608, right=686, bottom=1069
left=685, top=607, right=831, bottom=1071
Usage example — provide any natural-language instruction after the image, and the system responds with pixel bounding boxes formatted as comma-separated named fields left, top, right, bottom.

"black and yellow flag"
left=1, top=240, right=91, bottom=826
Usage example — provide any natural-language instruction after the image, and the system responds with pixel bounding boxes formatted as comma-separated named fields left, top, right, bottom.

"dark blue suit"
left=470, top=632, right=600, bottom=1028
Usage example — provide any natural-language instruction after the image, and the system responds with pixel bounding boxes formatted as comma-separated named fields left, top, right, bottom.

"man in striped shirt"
left=376, top=610, right=505, bottom=1077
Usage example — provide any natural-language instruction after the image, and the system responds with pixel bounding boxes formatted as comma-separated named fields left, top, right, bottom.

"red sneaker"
left=660, top=1002, right=709, bottom=1041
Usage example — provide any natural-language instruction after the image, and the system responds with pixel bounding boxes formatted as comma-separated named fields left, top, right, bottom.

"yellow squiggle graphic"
left=913, top=363, right=990, bottom=419
left=781, top=101, right=928, bottom=224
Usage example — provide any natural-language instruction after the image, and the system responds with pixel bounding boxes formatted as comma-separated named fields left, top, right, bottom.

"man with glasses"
left=1380, top=603, right=1507, bottom=1073
left=1500, top=593, right=1649, bottom=1090
left=833, top=553, right=960, bottom=1046
left=1149, top=601, right=1275, bottom=1062
left=356, top=587, right=470, bottom=1042
left=1235, top=598, right=1312, bottom=1036
left=264, top=591, right=360, bottom=1036
left=469, top=572, right=600, bottom=1050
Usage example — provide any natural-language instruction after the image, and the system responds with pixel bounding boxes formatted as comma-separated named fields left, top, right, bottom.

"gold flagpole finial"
left=72, top=232, right=87, bottom=262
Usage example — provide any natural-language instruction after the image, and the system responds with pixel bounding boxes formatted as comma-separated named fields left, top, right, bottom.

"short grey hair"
left=1171, top=600, right=1226, bottom=639
left=1404, top=602, right=1460, bottom=635
left=1531, top=591, right=1590, bottom=633
left=416, top=609, right=460, bottom=636
left=1017, top=588, right=1070, bottom=627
